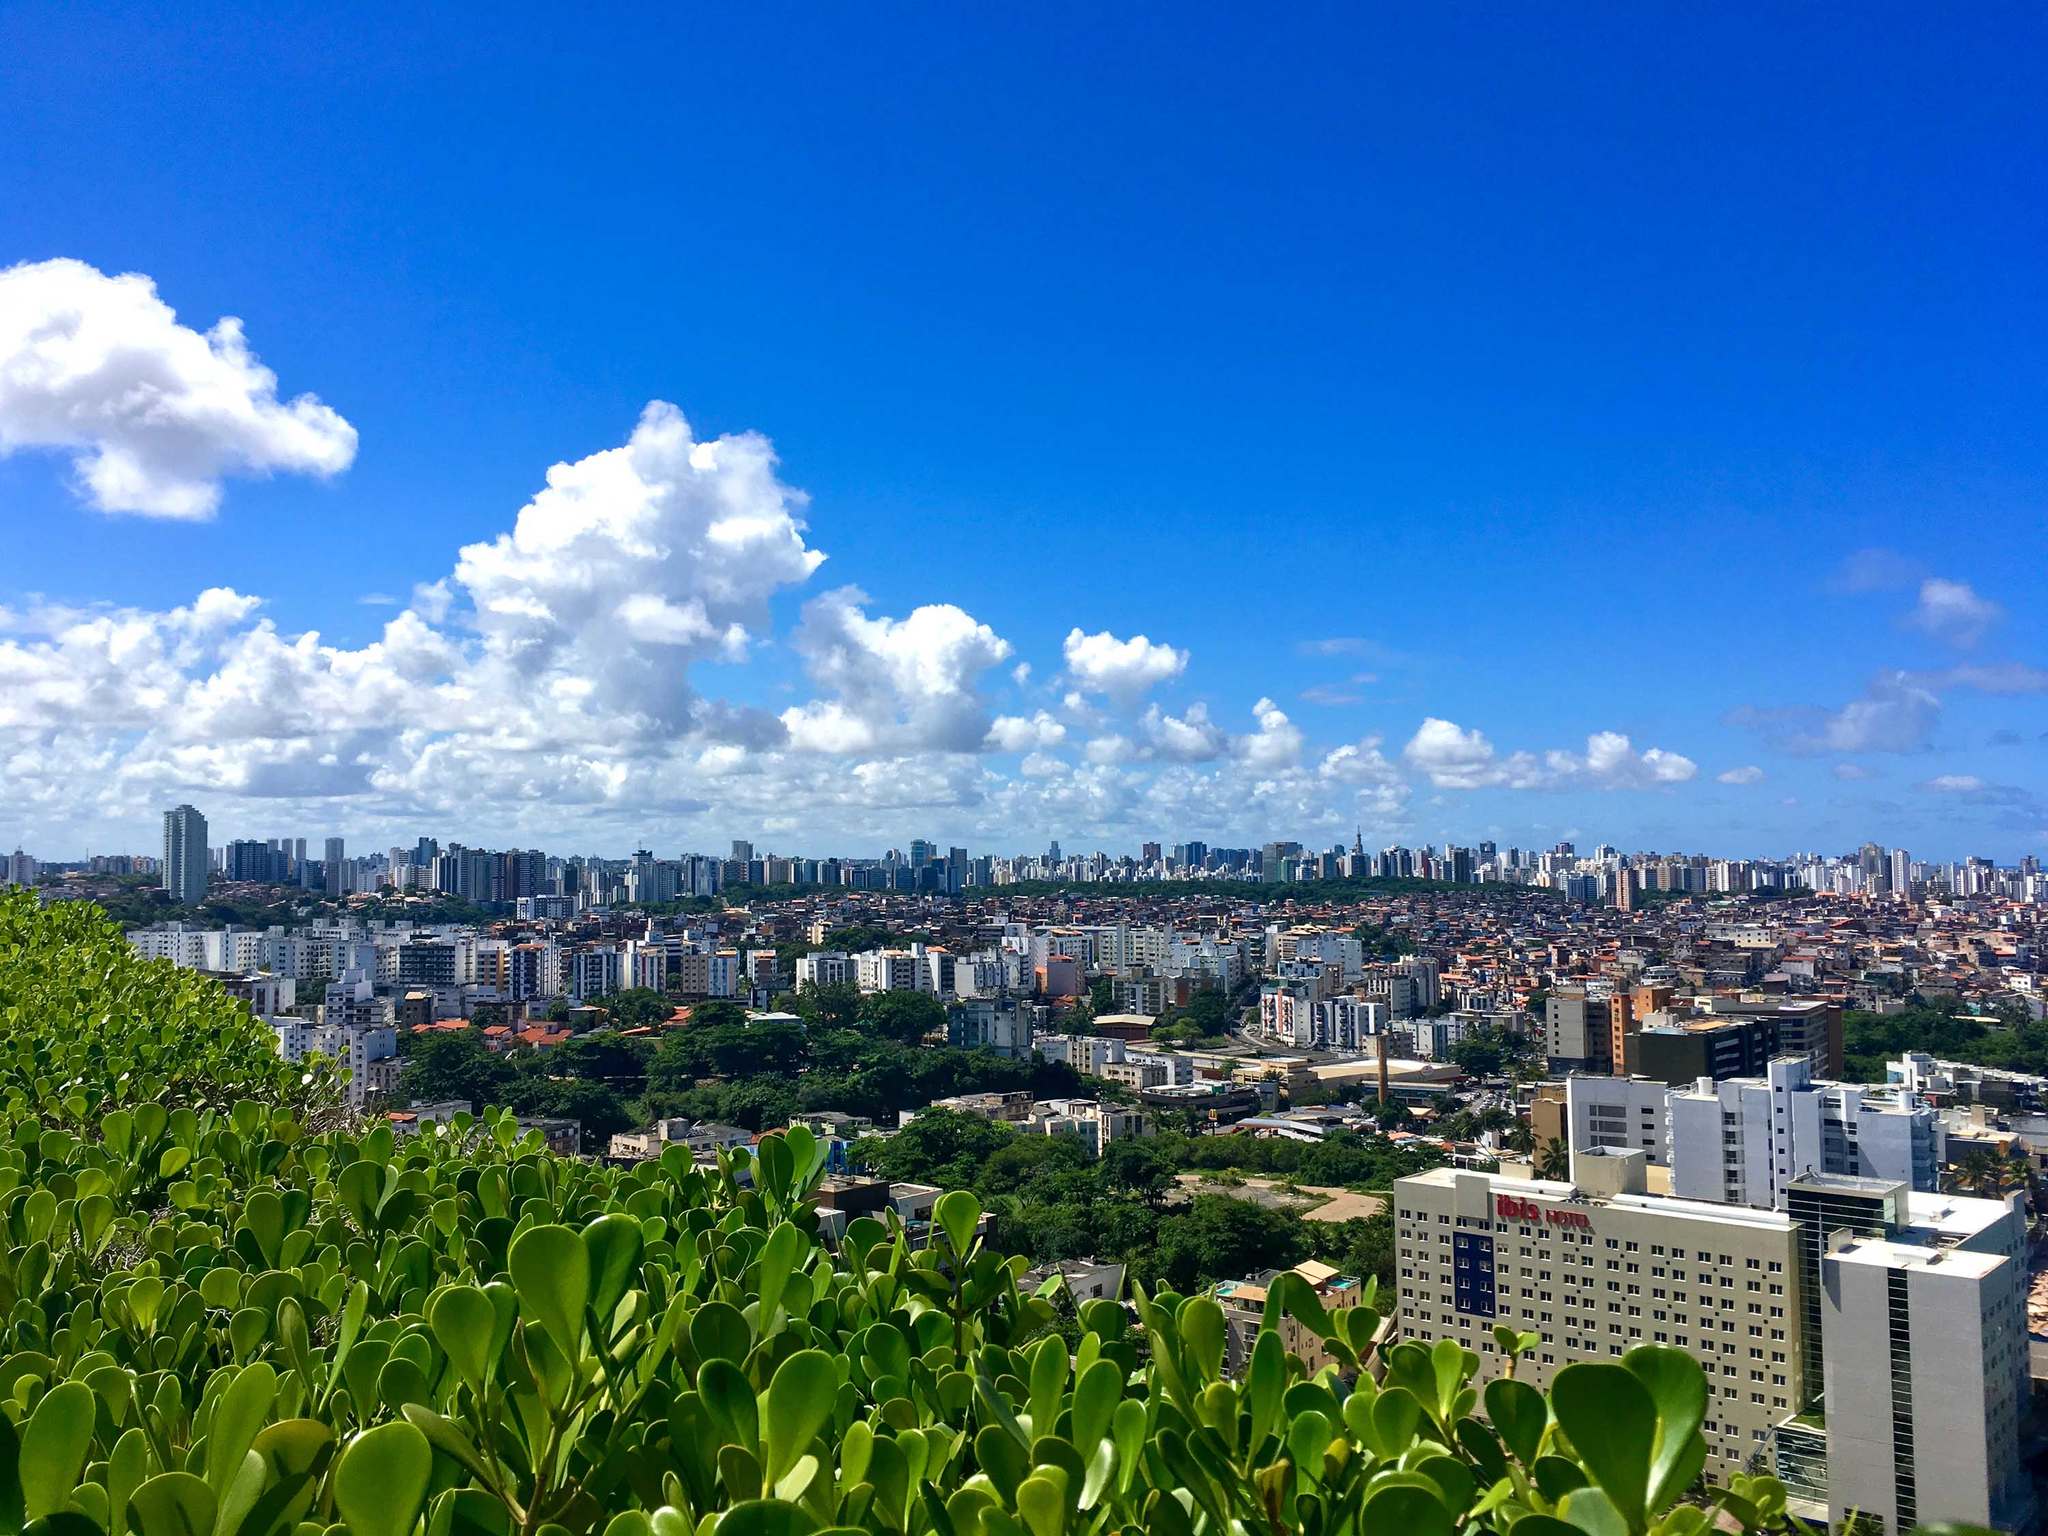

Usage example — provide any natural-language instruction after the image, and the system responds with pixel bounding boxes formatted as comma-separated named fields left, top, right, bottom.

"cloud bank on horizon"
left=0, top=260, right=2039, bottom=854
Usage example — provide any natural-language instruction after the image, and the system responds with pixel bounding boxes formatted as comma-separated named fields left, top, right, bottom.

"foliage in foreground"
left=0, top=892, right=1803, bottom=1536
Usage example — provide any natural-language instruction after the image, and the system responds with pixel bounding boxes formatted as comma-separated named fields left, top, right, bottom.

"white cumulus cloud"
left=1716, top=765, right=1765, bottom=785
left=780, top=587, right=1011, bottom=754
left=1402, top=718, right=1696, bottom=791
left=1140, top=702, right=1228, bottom=762
left=1236, top=697, right=1305, bottom=771
left=0, top=258, right=356, bottom=518
left=1905, top=578, right=2001, bottom=648
left=984, top=711, right=1067, bottom=752
left=1062, top=627, right=1187, bottom=705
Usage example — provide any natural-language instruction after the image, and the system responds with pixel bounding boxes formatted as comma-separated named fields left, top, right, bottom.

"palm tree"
left=1474, top=1107, right=1516, bottom=1138
left=1951, top=1147, right=2002, bottom=1196
left=2001, top=1150, right=2037, bottom=1201
left=1536, top=1137, right=1570, bottom=1181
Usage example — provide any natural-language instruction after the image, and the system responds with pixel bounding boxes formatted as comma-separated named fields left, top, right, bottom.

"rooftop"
left=1401, top=1165, right=1798, bottom=1233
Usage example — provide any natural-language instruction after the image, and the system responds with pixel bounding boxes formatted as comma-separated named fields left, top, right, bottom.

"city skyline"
left=3, top=8, right=2045, bottom=859
left=18, top=804, right=2035, bottom=898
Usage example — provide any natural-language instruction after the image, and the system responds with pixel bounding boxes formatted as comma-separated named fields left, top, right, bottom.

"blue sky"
left=1, top=2, right=2043, bottom=860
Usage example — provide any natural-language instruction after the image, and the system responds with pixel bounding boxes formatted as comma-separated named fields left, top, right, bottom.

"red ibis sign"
left=1496, top=1195, right=1590, bottom=1230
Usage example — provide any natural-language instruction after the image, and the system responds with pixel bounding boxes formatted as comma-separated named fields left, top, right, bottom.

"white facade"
left=1030, top=1098, right=1151, bottom=1157
left=1820, top=1195, right=2031, bottom=1534
left=796, top=950, right=855, bottom=990
left=855, top=949, right=927, bottom=994
left=1565, top=1074, right=1672, bottom=1164
left=567, top=945, right=623, bottom=1002
left=272, top=1017, right=398, bottom=1109
left=1668, top=1058, right=1939, bottom=1208
left=162, top=803, right=208, bottom=905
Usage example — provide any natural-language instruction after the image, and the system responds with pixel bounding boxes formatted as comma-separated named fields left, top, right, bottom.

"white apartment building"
left=162, top=803, right=208, bottom=905
left=1286, top=929, right=1365, bottom=980
left=322, top=971, right=391, bottom=1032
left=1365, top=971, right=1421, bottom=1020
left=128, top=922, right=217, bottom=969
left=567, top=945, right=623, bottom=1003
left=624, top=940, right=667, bottom=992
left=1030, top=1098, right=1151, bottom=1157
left=1819, top=1197, right=2031, bottom=1533
left=1169, top=936, right=1246, bottom=993
left=855, top=948, right=928, bottom=994
left=1566, top=1074, right=1673, bottom=1164
left=1667, top=1058, right=1939, bottom=1208
left=796, top=950, right=856, bottom=990
left=272, top=1016, right=399, bottom=1109
left=1064, top=1035, right=1127, bottom=1075
left=508, top=941, right=560, bottom=1001
left=1320, top=995, right=1387, bottom=1052
left=950, top=951, right=1010, bottom=999
left=1395, top=956, right=1443, bottom=1010
left=673, top=949, right=738, bottom=998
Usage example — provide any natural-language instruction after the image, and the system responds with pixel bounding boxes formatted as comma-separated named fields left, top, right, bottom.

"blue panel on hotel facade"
left=1452, top=1230, right=1496, bottom=1318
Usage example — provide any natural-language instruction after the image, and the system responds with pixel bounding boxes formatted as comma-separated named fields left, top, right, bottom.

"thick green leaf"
left=1559, top=1486, right=1631, bottom=1536
left=205, top=1365, right=278, bottom=1500
left=22, top=1379, right=96, bottom=1521
left=581, top=1213, right=643, bottom=1325
left=333, top=1422, right=432, bottom=1536
left=429, top=1287, right=498, bottom=1390
left=711, top=1501, right=814, bottom=1536
left=689, top=1301, right=752, bottom=1367
left=1069, top=1358, right=1121, bottom=1451
left=1548, top=1363, right=1655, bottom=1527
left=129, top=1474, right=215, bottom=1536
left=699, top=1359, right=760, bottom=1452
left=1484, top=1375, right=1549, bottom=1465
left=508, top=1224, right=589, bottom=1352
left=1621, top=1346, right=1708, bottom=1509
left=763, top=1350, right=836, bottom=1485
left=933, top=1191, right=980, bottom=1257
left=1175, top=1298, right=1224, bottom=1385
left=1360, top=1481, right=1452, bottom=1536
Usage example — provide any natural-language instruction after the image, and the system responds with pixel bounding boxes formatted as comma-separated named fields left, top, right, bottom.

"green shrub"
left=0, top=894, right=1805, bottom=1536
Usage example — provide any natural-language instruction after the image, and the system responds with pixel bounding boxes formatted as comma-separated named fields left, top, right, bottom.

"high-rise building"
left=162, top=804, right=208, bottom=905
left=1396, top=1157, right=1802, bottom=1480
left=730, top=840, right=754, bottom=864
left=1667, top=1058, right=1939, bottom=1209
left=324, top=837, right=346, bottom=897
left=225, top=840, right=275, bottom=883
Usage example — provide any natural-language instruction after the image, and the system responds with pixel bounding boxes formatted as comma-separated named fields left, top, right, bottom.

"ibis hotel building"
left=1394, top=1152, right=1803, bottom=1479
left=1394, top=1151, right=2032, bottom=1533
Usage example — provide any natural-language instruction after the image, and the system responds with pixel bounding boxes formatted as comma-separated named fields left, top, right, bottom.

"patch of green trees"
left=857, top=1113, right=1443, bottom=1296
left=1840, top=1000, right=2046, bottom=1082
left=400, top=984, right=1080, bottom=1143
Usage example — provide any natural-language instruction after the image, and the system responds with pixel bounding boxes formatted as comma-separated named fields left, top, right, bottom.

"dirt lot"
left=1171, top=1172, right=1387, bottom=1223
